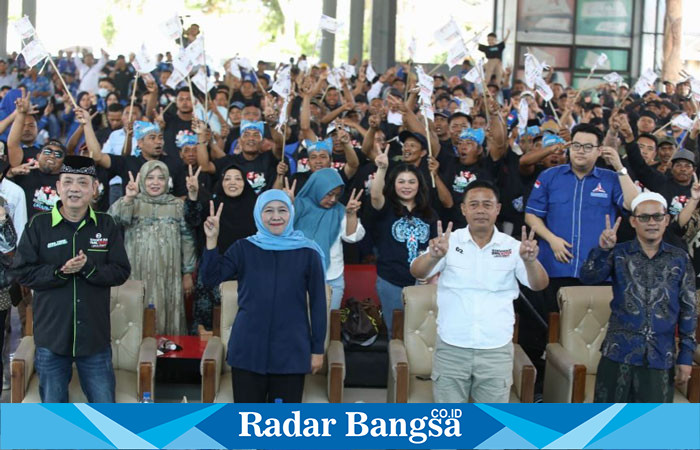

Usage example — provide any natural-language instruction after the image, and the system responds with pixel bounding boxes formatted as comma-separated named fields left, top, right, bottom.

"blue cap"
left=542, top=134, right=566, bottom=148
left=459, top=128, right=485, bottom=145
left=305, top=138, right=333, bottom=153
left=525, top=126, right=540, bottom=137
left=240, top=120, right=264, bottom=136
left=175, top=130, right=198, bottom=148
left=229, top=101, right=245, bottom=110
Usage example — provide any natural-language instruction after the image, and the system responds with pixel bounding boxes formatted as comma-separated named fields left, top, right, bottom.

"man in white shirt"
left=74, top=50, right=108, bottom=94
left=411, top=180, right=549, bottom=402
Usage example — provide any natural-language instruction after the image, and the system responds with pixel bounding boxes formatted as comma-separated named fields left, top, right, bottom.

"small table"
left=156, top=335, right=208, bottom=385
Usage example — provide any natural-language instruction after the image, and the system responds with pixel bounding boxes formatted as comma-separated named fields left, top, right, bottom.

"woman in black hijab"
left=185, top=163, right=257, bottom=333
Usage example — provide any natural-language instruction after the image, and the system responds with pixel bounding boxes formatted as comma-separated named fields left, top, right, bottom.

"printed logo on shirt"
left=492, top=249, right=512, bottom=258
left=33, top=186, right=59, bottom=212
left=590, top=183, right=608, bottom=198
left=534, top=179, right=541, bottom=189
left=47, top=239, right=68, bottom=249
left=634, top=180, right=647, bottom=193
left=246, top=172, right=266, bottom=194
left=363, top=172, right=376, bottom=194
left=89, top=233, right=109, bottom=249
left=391, top=216, right=430, bottom=264
left=452, top=170, right=477, bottom=193
left=669, top=195, right=687, bottom=216
left=331, top=161, right=346, bottom=172
left=297, top=158, right=311, bottom=173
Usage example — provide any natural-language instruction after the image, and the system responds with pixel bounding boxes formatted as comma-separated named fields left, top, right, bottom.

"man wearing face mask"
left=197, top=120, right=284, bottom=195
left=84, top=110, right=187, bottom=198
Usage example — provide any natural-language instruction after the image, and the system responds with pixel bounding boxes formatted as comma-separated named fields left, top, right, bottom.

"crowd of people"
left=0, top=24, right=696, bottom=404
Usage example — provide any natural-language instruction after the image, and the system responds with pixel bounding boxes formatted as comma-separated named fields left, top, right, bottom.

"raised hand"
left=600, top=146, right=623, bottom=171
left=599, top=214, right=622, bottom=250
left=428, top=156, right=440, bottom=175
left=283, top=177, right=297, bottom=203
left=519, top=226, right=539, bottom=262
left=428, top=220, right=453, bottom=259
left=204, top=200, right=224, bottom=241
left=74, top=107, right=92, bottom=127
left=14, top=91, right=31, bottom=114
left=276, top=160, right=289, bottom=177
left=125, top=171, right=140, bottom=200
left=368, top=114, right=381, bottom=129
left=375, top=143, right=390, bottom=170
left=345, top=188, right=363, bottom=216
left=691, top=173, right=700, bottom=201
left=186, top=165, right=201, bottom=201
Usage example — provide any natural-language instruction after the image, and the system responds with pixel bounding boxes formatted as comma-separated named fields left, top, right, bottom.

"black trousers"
left=231, top=367, right=306, bottom=403
left=594, top=357, right=675, bottom=403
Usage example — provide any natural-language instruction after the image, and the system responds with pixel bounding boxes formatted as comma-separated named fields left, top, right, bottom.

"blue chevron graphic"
left=585, top=403, right=659, bottom=445
left=543, top=403, right=625, bottom=449
left=475, top=426, right=537, bottom=449
left=74, top=404, right=157, bottom=449
left=476, top=404, right=563, bottom=448
left=40, top=403, right=113, bottom=445
left=164, top=426, right=226, bottom=449
left=137, top=403, right=226, bottom=448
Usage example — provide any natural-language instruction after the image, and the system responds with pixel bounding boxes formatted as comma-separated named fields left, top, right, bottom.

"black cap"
left=60, top=155, right=97, bottom=177
left=399, top=130, right=428, bottom=149
left=638, top=110, right=659, bottom=122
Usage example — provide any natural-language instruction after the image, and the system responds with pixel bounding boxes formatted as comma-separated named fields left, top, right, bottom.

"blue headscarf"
left=293, top=168, right=345, bottom=272
left=460, top=128, right=485, bottom=145
left=246, top=189, right=325, bottom=267
left=133, top=121, right=161, bottom=140
left=542, top=133, right=566, bottom=148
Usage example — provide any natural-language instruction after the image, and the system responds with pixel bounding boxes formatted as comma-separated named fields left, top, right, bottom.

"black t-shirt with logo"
left=163, top=109, right=192, bottom=156
left=213, top=151, right=280, bottom=195
left=441, top=156, right=498, bottom=228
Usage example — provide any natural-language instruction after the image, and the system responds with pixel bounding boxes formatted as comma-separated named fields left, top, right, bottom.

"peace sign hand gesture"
left=186, top=164, right=201, bottom=201
left=599, top=214, right=622, bottom=250
left=125, top=171, right=139, bottom=201
left=204, top=200, right=224, bottom=244
left=345, top=188, right=363, bottom=216
left=519, top=226, right=540, bottom=262
left=691, top=173, right=700, bottom=201
left=428, top=220, right=453, bottom=260
left=375, top=143, right=390, bottom=170
left=283, top=177, right=297, bottom=203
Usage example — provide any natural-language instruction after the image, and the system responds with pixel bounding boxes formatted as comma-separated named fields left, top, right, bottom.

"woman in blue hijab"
left=294, top=168, right=365, bottom=310
left=199, top=189, right=327, bottom=403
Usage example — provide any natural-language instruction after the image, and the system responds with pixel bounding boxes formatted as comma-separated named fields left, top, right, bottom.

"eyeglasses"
left=633, top=213, right=666, bottom=223
left=40, top=148, right=65, bottom=158
left=569, top=143, right=599, bottom=153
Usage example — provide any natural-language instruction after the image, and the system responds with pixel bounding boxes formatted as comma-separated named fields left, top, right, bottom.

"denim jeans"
left=327, top=274, right=345, bottom=311
left=35, top=346, right=115, bottom=403
left=376, top=276, right=405, bottom=339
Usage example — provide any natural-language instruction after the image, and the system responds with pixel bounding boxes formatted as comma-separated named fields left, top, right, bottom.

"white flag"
left=133, top=44, right=156, bottom=74
left=185, top=36, right=206, bottom=67
left=166, top=69, right=185, bottom=89
left=340, top=63, right=356, bottom=79
left=593, top=53, right=608, bottom=71
left=434, top=18, right=462, bottom=47
left=603, top=72, right=624, bottom=85
left=160, top=13, right=182, bottom=41
left=456, top=97, right=471, bottom=115
left=326, top=69, right=342, bottom=90
left=298, top=59, right=309, bottom=74
left=319, top=14, right=339, bottom=33
left=672, top=113, right=694, bottom=131
left=423, top=104, right=435, bottom=121
left=12, top=16, right=36, bottom=40
left=234, top=56, right=254, bottom=72
left=192, top=69, right=214, bottom=94
left=415, top=65, right=434, bottom=107
left=271, top=66, right=292, bottom=98
left=535, top=77, right=553, bottom=102
left=387, top=110, right=403, bottom=126
left=277, top=97, right=290, bottom=130
left=366, top=63, right=377, bottom=82
left=408, top=37, right=417, bottom=60
left=21, top=39, right=48, bottom=68
left=524, top=54, right=546, bottom=89
left=518, top=98, right=529, bottom=133
left=690, top=78, right=700, bottom=96
left=173, top=49, right=194, bottom=77
left=634, top=69, right=658, bottom=96
left=227, top=60, right=242, bottom=79
left=447, top=39, right=469, bottom=70
left=463, top=66, right=482, bottom=84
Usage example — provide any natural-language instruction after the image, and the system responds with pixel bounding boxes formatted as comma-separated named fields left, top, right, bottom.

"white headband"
left=631, top=192, right=667, bottom=212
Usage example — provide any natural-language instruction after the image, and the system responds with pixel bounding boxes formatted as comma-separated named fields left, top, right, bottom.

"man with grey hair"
left=580, top=191, right=697, bottom=402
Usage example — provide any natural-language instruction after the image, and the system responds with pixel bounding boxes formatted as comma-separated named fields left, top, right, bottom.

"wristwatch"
left=617, top=167, right=628, bottom=176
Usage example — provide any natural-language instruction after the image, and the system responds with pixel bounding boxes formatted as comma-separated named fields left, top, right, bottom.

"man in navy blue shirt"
left=525, top=123, right=639, bottom=311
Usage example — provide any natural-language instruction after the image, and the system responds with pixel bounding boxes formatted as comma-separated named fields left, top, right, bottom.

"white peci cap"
left=631, top=192, right=667, bottom=213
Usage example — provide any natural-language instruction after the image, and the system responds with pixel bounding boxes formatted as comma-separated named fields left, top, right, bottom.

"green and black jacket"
left=10, top=202, right=131, bottom=357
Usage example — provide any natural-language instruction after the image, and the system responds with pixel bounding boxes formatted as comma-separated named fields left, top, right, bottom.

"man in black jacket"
left=11, top=156, right=131, bottom=403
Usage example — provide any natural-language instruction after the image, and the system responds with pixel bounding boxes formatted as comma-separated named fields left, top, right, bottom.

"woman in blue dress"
left=199, top=189, right=327, bottom=403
